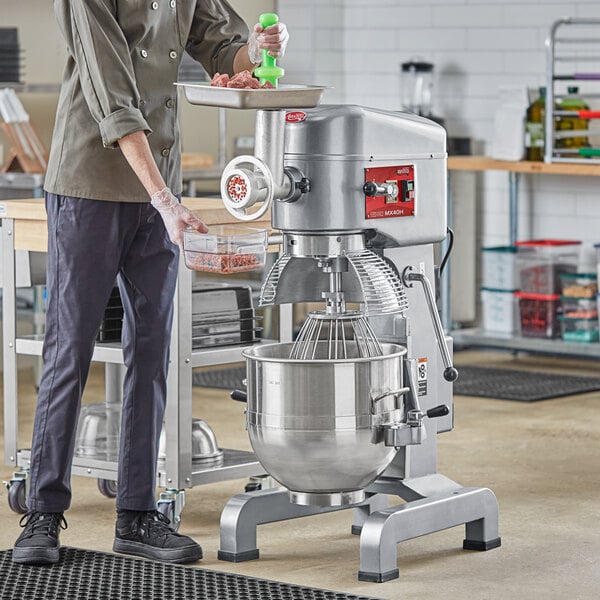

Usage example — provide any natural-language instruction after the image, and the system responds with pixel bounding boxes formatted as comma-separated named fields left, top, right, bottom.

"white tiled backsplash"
left=278, top=0, right=600, bottom=252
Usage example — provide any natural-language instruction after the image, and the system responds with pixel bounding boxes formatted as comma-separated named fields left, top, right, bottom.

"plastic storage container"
left=516, top=240, right=580, bottom=295
left=481, top=246, right=518, bottom=290
left=515, top=292, right=561, bottom=338
left=559, top=316, right=599, bottom=343
left=560, top=296, right=598, bottom=319
left=183, top=225, right=268, bottom=274
left=480, top=288, right=518, bottom=334
left=559, top=273, right=597, bottom=298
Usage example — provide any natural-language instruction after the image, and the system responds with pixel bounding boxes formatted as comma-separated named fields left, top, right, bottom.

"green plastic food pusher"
left=253, top=13, right=285, bottom=87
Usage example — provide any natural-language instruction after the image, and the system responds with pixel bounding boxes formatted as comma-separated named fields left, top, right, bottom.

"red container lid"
left=514, top=292, right=560, bottom=301
left=515, top=239, right=581, bottom=247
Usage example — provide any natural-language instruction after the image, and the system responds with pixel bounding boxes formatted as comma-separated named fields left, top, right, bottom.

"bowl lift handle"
left=402, top=266, right=459, bottom=383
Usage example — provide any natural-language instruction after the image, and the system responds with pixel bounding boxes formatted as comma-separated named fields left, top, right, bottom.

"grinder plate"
left=175, top=82, right=327, bottom=109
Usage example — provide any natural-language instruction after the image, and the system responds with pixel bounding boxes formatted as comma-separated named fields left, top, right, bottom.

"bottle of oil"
left=556, top=86, right=590, bottom=153
left=525, top=87, right=547, bottom=161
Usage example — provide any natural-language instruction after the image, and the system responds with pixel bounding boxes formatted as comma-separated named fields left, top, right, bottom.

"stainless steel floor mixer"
left=180, top=83, right=501, bottom=582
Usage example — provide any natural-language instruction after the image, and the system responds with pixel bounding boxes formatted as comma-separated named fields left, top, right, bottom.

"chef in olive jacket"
left=13, top=0, right=288, bottom=566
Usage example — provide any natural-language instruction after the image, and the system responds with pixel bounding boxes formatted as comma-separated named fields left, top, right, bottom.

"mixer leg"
left=357, top=486, right=501, bottom=582
left=218, top=487, right=380, bottom=562
left=351, top=494, right=388, bottom=535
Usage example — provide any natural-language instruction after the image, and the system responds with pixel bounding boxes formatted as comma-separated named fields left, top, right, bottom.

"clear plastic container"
left=481, top=246, right=518, bottom=290
left=515, top=292, right=561, bottom=338
left=559, top=316, right=599, bottom=343
left=183, top=225, right=268, bottom=274
left=480, top=288, right=518, bottom=334
left=560, top=296, right=598, bottom=319
left=559, top=273, right=597, bottom=298
left=516, top=240, right=580, bottom=295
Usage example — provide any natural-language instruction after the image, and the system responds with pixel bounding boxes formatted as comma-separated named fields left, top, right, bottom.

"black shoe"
left=12, top=512, right=67, bottom=565
left=113, top=510, right=202, bottom=564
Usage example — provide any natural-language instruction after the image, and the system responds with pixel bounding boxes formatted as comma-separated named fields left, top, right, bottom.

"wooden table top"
left=0, top=197, right=271, bottom=225
left=0, top=197, right=272, bottom=253
left=447, top=155, right=600, bottom=176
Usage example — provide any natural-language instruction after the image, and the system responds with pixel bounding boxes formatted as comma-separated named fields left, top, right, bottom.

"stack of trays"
left=96, top=287, right=124, bottom=343
left=0, top=28, right=22, bottom=83
left=192, top=284, right=262, bottom=349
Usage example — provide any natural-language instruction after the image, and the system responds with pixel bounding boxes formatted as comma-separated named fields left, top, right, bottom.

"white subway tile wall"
left=278, top=0, right=600, bottom=250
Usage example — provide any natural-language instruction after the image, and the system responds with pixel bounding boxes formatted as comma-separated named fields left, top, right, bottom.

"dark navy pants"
left=27, top=194, right=179, bottom=512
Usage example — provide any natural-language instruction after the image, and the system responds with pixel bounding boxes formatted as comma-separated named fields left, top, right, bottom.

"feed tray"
left=175, top=81, right=327, bottom=109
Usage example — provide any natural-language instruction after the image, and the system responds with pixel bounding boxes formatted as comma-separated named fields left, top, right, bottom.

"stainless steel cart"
left=1, top=197, right=286, bottom=524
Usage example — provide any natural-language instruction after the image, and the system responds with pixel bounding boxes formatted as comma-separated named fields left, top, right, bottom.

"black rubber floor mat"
left=193, top=365, right=246, bottom=390
left=453, top=365, right=600, bottom=402
left=0, top=547, right=383, bottom=600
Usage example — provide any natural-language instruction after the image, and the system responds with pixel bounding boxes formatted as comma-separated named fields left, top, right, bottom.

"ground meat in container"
left=210, top=70, right=275, bottom=89
left=185, top=251, right=263, bottom=274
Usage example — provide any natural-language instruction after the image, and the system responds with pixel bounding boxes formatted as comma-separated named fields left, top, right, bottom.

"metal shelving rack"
left=446, top=156, right=600, bottom=358
left=545, top=17, right=600, bottom=164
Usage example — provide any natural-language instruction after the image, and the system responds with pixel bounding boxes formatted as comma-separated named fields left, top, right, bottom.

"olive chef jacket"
left=45, top=0, right=249, bottom=202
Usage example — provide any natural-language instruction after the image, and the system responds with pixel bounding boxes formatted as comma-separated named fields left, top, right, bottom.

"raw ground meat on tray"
left=210, top=70, right=275, bottom=89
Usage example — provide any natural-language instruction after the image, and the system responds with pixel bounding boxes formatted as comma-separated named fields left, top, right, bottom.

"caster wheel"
left=7, top=480, right=27, bottom=514
left=97, top=479, right=118, bottom=499
left=244, top=482, right=262, bottom=493
left=157, top=500, right=180, bottom=531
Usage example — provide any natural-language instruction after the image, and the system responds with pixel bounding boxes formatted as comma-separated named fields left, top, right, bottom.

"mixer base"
left=357, top=484, right=501, bottom=582
left=218, top=477, right=501, bottom=582
left=218, top=487, right=388, bottom=563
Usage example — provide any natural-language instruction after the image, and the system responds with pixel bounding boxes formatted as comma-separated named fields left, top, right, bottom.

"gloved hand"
left=248, top=21, right=289, bottom=64
left=150, top=187, right=208, bottom=249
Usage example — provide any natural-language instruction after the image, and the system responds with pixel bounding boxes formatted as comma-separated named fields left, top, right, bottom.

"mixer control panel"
left=364, top=165, right=415, bottom=219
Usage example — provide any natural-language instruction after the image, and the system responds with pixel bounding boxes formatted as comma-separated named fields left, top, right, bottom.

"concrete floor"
left=0, top=350, right=599, bottom=599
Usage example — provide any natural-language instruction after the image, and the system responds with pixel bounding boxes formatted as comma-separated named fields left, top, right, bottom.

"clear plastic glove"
left=150, top=188, right=208, bottom=249
left=248, top=22, right=289, bottom=64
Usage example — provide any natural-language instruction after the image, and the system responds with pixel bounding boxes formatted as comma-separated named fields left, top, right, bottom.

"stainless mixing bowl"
left=242, top=341, right=407, bottom=506
left=159, top=418, right=224, bottom=466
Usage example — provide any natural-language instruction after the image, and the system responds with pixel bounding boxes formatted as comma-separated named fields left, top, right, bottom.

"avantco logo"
left=286, top=111, right=307, bottom=123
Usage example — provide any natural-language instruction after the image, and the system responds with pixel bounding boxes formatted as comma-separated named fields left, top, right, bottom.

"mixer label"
left=286, top=111, right=307, bottom=123
left=364, top=165, right=415, bottom=219
left=417, top=357, right=428, bottom=396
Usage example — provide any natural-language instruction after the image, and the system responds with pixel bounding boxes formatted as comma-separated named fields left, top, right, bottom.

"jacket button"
left=170, top=0, right=176, bottom=7
left=140, top=49, right=148, bottom=58
left=169, top=50, right=178, bottom=60
left=151, top=1, right=158, bottom=9
left=166, top=99, right=175, bottom=109
left=161, top=148, right=170, bottom=157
